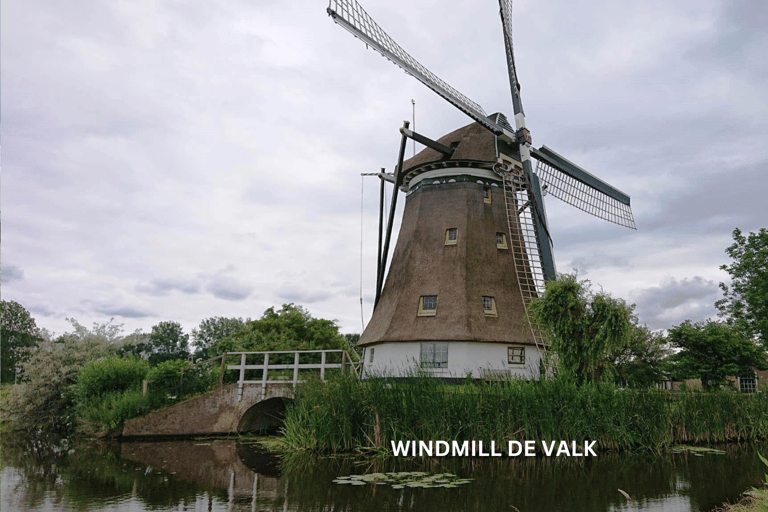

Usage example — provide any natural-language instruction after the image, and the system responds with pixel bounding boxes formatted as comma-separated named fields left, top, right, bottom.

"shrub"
left=77, top=356, right=150, bottom=401
left=78, top=389, right=151, bottom=432
left=143, top=359, right=213, bottom=405
left=2, top=321, right=117, bottom=434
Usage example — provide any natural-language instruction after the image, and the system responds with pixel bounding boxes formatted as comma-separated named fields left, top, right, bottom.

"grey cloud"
left=568, top=255, right=631, bottom=275
left=632, top=276, right=721, bottom=330
left=686, top=0, right=768, bottom=78
left=95, top=305, right=153, bottom=319
left=207, top=279, right=252, bottom=301
left=277, top=289, right=332, bottom=305
left=1, top=265, right=24, bottom=284
left=638, top=161, right=768, bottom=234
left=138, top=279, right=201, bottom=297
left=29, top=305, right=56, bottom=317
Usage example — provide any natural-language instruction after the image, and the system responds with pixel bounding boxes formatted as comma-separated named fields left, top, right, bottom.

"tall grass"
left=283, top=375, right=768, bottom=453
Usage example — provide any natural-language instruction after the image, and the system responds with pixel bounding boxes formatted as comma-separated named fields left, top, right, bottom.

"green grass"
left=282, top=375, right=768, bottom=454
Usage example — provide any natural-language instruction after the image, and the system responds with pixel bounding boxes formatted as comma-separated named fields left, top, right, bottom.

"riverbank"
left=283, top=375, right=768, bottom=454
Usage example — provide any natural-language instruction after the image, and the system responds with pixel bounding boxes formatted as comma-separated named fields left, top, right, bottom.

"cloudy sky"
left=2, top=0, right=766, bottom=340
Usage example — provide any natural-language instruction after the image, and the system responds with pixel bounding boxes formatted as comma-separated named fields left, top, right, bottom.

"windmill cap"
left=399, top=121, right=506, bottom=188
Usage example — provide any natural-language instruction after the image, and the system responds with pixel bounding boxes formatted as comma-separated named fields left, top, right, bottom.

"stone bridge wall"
left=122, top=382, right=293, bottom=437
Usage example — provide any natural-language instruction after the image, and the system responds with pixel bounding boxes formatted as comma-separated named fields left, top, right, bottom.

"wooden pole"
left=375, top=121, right=409, bottom=308
left=219, top=352, right=227, bottom=389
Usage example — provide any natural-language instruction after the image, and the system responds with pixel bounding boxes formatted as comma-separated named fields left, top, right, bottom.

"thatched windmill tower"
left=328, top=0, right=636, bottom=379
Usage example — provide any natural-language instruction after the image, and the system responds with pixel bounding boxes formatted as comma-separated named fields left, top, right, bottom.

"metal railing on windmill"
left=330, top=0, right=637, bottom=362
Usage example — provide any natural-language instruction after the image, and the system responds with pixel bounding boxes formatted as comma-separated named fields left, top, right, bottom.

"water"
left=2, top=435, right=766, bottom=512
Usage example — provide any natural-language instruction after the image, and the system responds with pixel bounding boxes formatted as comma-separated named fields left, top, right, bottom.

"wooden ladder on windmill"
left=502, top=169, right=548, bottom=356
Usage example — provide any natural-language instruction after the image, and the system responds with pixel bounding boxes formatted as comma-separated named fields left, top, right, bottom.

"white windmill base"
left=361, top=341, right=543, bottom=381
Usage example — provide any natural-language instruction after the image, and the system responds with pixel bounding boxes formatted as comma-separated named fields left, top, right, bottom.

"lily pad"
left=332, top=471, right=474, bottom=489
left=671, top=446, right=727, bottom=455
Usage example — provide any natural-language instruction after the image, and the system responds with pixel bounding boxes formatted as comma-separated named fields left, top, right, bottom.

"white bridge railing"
left=226, top=350, right=357, bottom=400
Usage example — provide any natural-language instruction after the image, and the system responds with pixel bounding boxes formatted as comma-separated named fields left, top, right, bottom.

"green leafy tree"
left=612, top=325, right=670, bottom=388
left=0, top=300, right=42, bottom=383
left=146, top=321, right=190, bottom=365
left=116, top=329, right=151, bottom=360
left=665, top=320, right=767, bottom=390
left=716, top=227, right=768, bottom=348
left=529, top=274, right=634, bottom=385
left=208, top=304, right=354, bottom=358
left=2, top=319, right=122, bottom=433
left=191, top=317, right=247, bottom=360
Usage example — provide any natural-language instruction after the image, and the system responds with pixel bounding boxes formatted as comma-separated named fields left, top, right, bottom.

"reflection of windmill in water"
left=328, top=0, right=636, bottom=379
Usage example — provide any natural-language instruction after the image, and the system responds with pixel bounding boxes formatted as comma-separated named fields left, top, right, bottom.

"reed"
left=283, top=375, right=768, bottom=454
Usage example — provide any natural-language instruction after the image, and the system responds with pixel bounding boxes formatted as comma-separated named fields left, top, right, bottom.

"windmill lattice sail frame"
left=327, top=0, right=516, bottom=140
left=503, top=168, right=548, bottom=352
left=534, top=159, right=636, bottom=229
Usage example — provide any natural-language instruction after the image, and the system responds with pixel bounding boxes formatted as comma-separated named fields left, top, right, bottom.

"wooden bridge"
left=122, top=350, right=356, bottom=438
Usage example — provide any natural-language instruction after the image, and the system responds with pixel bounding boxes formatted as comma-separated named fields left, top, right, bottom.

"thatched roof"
left=399, top=121, right=499, bottom=188
left=359, top=178, right=536, bottom=348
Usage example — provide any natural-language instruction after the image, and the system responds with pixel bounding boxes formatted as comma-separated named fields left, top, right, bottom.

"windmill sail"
left=498, top=0, right=524, bottom=118
left=327, top=0, right=517, bottom=142
left=531, top=146, right=636, bottom=229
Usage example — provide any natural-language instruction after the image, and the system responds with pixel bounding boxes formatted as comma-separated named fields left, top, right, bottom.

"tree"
left=116, top=329, right=151, bottom=360
left=191, top=317, right=247, bottom=360
left=1, top=300, right=42, bottom=383
left=208, top=304, right=354, bottom=358
left=611, top=324, right=670, bottom=388
left=2, top=319, right=121, bottom=433
left=716, top=227, right=768, bottom=348
left=529, top=274, right=634, bottom=385
left=343, top=333, right=361, bottom=358
left=665, top=320, right=767, bottom=390
left=146, top=321, right=190, bottom=365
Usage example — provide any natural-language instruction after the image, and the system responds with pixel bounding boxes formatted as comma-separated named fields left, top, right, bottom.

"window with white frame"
left=418, top=295, right=438, bottom=316
left=508, top=347, right=525, bottom=365
left=740, top=377, right=756, bottom=393
left=420, top=342, right=448, bottom=369
left=369, top=347, right=375, bottom=363
left=445, top=228, right=458, bottom=245
left=483, top=296, right=497, bottom=317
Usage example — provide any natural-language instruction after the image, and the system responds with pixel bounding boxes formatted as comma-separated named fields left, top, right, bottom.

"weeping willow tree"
left=529, top=274, right=634, bottom=385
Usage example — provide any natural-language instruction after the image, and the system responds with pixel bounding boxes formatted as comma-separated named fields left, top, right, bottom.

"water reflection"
left=1, top=435, right=766, bottom=512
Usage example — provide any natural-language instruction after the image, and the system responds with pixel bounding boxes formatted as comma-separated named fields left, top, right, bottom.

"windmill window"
left=483, top=187, right=492, bottom=204
left=420, top=342, right=448, bottom=369
left=369, top=348, right=375, bottom=363
left=483, top=296, right=497, bottom=317
left=739, top=377, right=756, bottom=393
left=445, top=228, right=458, bottom=245
left=508, top=347, right=525, bottom=365
left=496, top=232, right=508, bottom=249
left=418, top=295, right=438, bottom=316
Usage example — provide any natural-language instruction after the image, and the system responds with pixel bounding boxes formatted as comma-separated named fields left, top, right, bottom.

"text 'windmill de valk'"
left=328, top=0, right=636, bottom=380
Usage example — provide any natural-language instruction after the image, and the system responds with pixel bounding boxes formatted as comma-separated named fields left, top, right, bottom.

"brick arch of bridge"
left=122, top=350, right=354, bottom=438
left=122, top=382, right=295, bottom=437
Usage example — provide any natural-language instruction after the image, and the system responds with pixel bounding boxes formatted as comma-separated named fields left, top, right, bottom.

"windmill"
left=328, top=0, right=636, bottom=379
